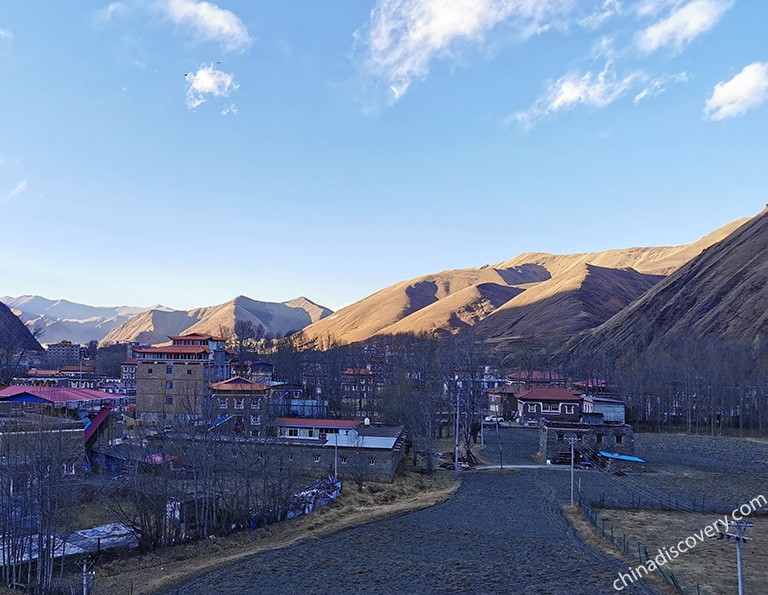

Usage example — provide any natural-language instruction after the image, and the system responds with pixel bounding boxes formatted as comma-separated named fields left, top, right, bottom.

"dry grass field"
left=93, top=470, right=458, bottom=595
left=567, top=506, right=767, bottom=594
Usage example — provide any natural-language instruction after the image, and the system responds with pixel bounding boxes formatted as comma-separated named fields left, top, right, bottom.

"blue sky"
left=1, top=0, right=766, bottom=312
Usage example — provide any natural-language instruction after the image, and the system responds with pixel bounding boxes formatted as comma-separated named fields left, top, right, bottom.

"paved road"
left=165, top=429, right=655, bottom=595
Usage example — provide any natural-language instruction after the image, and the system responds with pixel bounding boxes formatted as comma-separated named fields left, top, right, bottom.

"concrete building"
left=45, top=340, right=84, bottom=368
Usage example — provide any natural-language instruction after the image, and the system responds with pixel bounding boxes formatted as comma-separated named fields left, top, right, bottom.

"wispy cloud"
left=509, top=61, right=644, bottom=126
left=704, top=62, right=768, bottom=121
left=636, top=0, right=732, bottom=54
left=633, top=71, right=690, bottom=103
left=93, top=2, right=131, bottom=25
left=220, top=103, right=238, bottom=116
left=160, top=0, right=252, bottom=52
left=356, top=0, right=579, bottom=104
left=185, top=63, right=238, bottom=110
left=579, top=0, right=621, bottom=30
left=4, top=179, right=28, bottom=205
left=0, top=27, right=13, bottom=43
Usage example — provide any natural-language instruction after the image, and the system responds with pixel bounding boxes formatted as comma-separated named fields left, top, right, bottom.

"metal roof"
left=0, top=385, right=132, bottom=404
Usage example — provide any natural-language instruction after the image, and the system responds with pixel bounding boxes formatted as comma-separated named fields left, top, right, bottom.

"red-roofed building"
left=516, top=387, right=581, bottom=423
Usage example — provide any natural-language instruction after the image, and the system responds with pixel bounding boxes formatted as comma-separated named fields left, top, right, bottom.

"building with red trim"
left=134, top=333, right=229, bottom=423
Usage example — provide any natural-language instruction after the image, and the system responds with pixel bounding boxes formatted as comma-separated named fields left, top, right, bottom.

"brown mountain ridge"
left=574, top=207, right=768, bottom=355
left=299, top=217, right=748, bottom=347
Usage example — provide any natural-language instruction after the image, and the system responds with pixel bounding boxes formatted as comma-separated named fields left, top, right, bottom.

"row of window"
left=556, top=433, right=623, bottom=444
left=526, top=403, right=577, bottom=414
left=147, top=367, right=194, bottom=375
left=297, top=453, right=376, bottom=465
left=218, top=397, right=261, bottom=410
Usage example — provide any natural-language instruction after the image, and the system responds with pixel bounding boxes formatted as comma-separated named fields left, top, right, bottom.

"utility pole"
left=567, top=436, right=577, bottom=505
left=454, top=394, right=461, bottom=475
left=334, top=432, right=338, bottom=478
left=496, top=418, right=503, bottom=469
left=717, top=520, right=753, bottom=595
left=78, top=558, right=95, bottom=595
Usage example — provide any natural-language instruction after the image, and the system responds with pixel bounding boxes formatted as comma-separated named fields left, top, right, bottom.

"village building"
left=121, top=358, right=137, bottom=395
left=507, top=370, right=567, bottom=392
left=485, top=385, right=519, bottom=419
left=340, top=367, right=383, bottom=418
left=133, top=333, right=229, bottom=423
left=580, top=395, right=627, bottom=424
left=516, top=387, right=581, bottom=424
left=210, top=376, right=270, bottom=437
left=45, top=340, right=85, bottom=368
left=538, top=419, right=636, bottom=468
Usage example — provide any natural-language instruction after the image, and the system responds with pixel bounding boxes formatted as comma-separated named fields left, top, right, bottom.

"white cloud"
left=633, top=0, right=683, bottom=18
left=636, top=0, right=732, bottom=54
left=0, top=27, right=13, bottom=43
left=579, top=0, right=621, bottom=29
left=357, top=0, right=578, bottom=104
left=510, top=61, right=644, bottom=126
left=161, top=0, right=251, bottom=52
left=4, top=179, right=27, bottom=205
left=93, top=2, right=131, bottom=25
left=185, top=63, right=238, bottom=110
left=633, top=71, right=689, bottom=103
left=220, top=103, right=238, bottom=116
left=704, top=62, right=768, bottom=121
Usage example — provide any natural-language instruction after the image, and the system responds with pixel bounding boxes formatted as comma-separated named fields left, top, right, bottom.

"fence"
left=578, top=496, right=702, bottom=594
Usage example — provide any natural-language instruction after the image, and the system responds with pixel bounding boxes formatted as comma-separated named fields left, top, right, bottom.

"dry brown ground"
left=563, top=505, right=677, bottom=595
left=93, top=470, right=458, bottom=595
left=565, top=505, right=767, bottom=595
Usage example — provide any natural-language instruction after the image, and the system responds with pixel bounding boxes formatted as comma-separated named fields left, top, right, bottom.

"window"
left=62, top=462, right=75, bottom=476
left=557, top=433, right=564, bottom=442
left=616, top=434, right=623, bottom=444
left=147, top=367, right=153, bottom=374
left=526, top=404, right=536, bottom=412
left=166, top=365, right=173, bottom=374
left=250, top=415, right=260, bottom=426
left=187, top=369, right=192, bottom=375
left=564, top=405, right=575, bottom=414
left=313, top=454, right=321, bottom=463
left=596, top=434, right=603, bottom=444
left=219, top=398, right=228, bottom=409
left=287, top=453, right=293, bottom=461
left=165, top=396, right=173, bottom=406
left=166, top=381, right=173, bottom=389
left=340, top=455, right=348, bottom=464
left=542, top=404, right=559, bottom=413
left=288, top=428, right=299, bottom=437
left=234, top=398, right=244, bottom=410
left=368, top=457, right=376, bottom=465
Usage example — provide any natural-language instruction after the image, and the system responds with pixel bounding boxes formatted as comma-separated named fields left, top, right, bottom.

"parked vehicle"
left=484, top=415, right=504, bottom=423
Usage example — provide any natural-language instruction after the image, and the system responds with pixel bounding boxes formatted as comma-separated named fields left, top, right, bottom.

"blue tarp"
left=598, top=451, right=646, bottom=463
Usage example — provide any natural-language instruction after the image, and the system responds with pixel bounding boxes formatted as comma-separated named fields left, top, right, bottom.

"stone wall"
left=539, top=422, right=634, bottom=464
